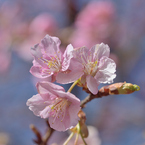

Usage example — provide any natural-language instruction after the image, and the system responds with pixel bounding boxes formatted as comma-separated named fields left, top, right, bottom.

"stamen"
left=39, top=55, right=61, bottom=73
left=48, top=98, right=70, bottom=124
left=84, top=60, right=98, bottom=76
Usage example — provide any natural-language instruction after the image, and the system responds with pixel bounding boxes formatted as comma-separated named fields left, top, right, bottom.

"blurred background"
left=0, top=0, right=145, bottom=145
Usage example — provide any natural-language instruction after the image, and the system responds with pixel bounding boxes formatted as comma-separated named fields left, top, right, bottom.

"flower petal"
left=41, top=35, right=62, bottom=59
left=65, top=92, right=81, bottom=105
left=91, top=43, right=110, bottom=61
left=39, top=106, right=51, bottom=118
left=31, top=44, right=48, bottom=67
left=68, top=102, right=80, bottom=127
left=30, top=66, right=52, bottom=78
left=36, top=82, right=65, bottom=96
left=95, top=56, right=116, bottom=83
left=62, top=44, right=73, bottom=71
left=86, top=75, right=99, bottom=95
left=31, top=44, right=43, bottom=59
left=56, top=60, right=84, bottom=84
left=72, top=46, right=89, bottom=64
left=49, top=110, right=71, bottom=131
left=49, top=92, right=80, bottom=131
left=26, top=94, right=48, bottom=117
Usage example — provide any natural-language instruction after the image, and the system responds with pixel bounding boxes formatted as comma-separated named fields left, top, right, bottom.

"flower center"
left=84, top=60, right=98, bottom=76
left=39, top=55, right=61, bottom=73
left=50, top=98, right=71, bottom=124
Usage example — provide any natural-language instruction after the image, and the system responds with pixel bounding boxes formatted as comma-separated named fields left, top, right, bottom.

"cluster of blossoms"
left=27, top=34, right=116, bottom=131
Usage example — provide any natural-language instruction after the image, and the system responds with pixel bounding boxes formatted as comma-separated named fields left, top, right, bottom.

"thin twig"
left=80, top=82, right=140, bottom=108
left=30, top=124, right=42, bottom=144
left=43, top=121, right=54, bottom=144
left=30, top=120, right=54, bottom=145
left=80, top=93, right=102, bottom=109
left=80, top=83, right=122, bottom=108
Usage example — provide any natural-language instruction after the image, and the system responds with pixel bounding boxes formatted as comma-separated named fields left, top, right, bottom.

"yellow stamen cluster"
left=50, top=98, right=71, bottom=123
left=84, top=60, right=98, bottom=76
left=38, top=55, right=61, bottom=73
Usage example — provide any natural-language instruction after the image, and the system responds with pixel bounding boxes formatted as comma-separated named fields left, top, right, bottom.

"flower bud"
left=118, top=82, right=140, bottom=94
left=99, top=82, right=140, bottom=95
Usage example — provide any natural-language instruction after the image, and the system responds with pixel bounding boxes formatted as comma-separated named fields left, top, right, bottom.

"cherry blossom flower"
left=30, top=34, right=82, bottom=83
left=72, top=43, right=116, bottom=95
left=26, top=81, right=81, bottom=131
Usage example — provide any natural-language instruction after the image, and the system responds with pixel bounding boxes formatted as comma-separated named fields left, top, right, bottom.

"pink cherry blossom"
left=71, top=43, right=116, bottom=95
left=30, top=35, right=82, bottom=83
left=26, top=82, right=80, bottom=131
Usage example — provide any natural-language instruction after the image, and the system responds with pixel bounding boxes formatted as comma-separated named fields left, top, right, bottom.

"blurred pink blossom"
left=15, top=13, right=58, bottom=62
left=29, top=13, right=58, bottom=35
left=62, top=126, right=101, bottom=145
left=70, top=1, right=116, bottom=48
left=0, top=51, right=11, bottom=74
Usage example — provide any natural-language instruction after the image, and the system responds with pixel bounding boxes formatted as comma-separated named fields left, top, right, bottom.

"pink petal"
left=49, top=110, right=71, bottom=131
left=31, top=44, right=48, bottom=67
left=68, top=102, right=80, bottom=127
left=48, top=92, right=80, bottom=131
left=65, top=92, right=81, bottom=105
left=62, top=44, right=73, bottom=71
left=41, top=35, right=62, bottom=59
left=86, top=75, right=99, bottom=95
left=31, top=44, right=48, bottom=68
left=57, top=58, right=84, bottom=84
left=95, top=56, right=116, bottom=83
left=30, top=59, right=53, bottom=79
left=91, top=43, right=110, bottom=61
left=40, top=106, right=51, bottom=118
left=56, top=69, right=83, bottom=84
left=36, top=82, right=65, bottom=96
left=26, top=94, right=47, bottom=117
left=50, top=36, right=61, bottom=47
left=31, top=43, right=42, bottom=58
left=98, top=56, right=116, bottom=72
left=30, top=66, right=52, bottom=78
left=72, top=46, right=89, bottom=64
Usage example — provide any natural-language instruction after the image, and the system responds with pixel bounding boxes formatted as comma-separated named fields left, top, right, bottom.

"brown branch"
left=30, top=120, right=54, bottom=145
left=80, top=85, right=112, bottom=108
left=30, top=124, right=42, bottom=144
left=80, top=93, right=101, bottom=109
left=43, top=120, right=54, bottom=144
left=65, top=0, right=78, bottom=24
left=80, top=82, right=140, bottom=108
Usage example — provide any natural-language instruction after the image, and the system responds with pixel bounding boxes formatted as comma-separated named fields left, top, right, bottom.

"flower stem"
left=63, top=132, right=75, bottom=145
left=80, top=132, right=87, bottom=145
left=74, top=123, right=80, bottom=145
left=67, top=80, right=79, bottom=93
